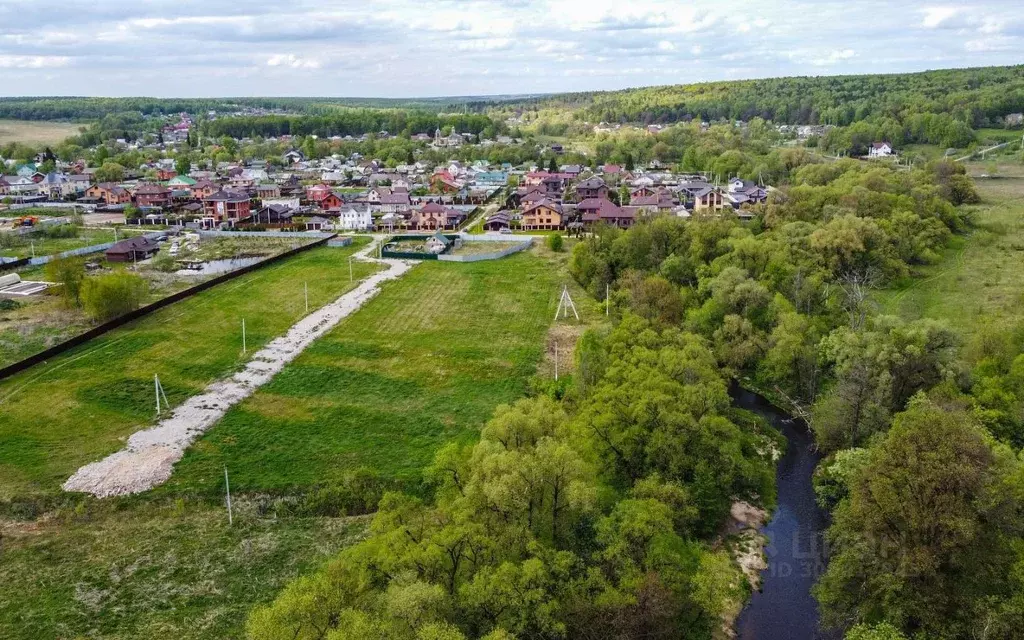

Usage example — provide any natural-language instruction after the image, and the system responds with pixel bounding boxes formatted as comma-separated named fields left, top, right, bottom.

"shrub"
left=45, top=256, right=86, bottom=307
left=547, top=233, right=564, bottom=252
left=80, top=271, right=148, bottom=322
left=279, top=468, right=395, bottom=517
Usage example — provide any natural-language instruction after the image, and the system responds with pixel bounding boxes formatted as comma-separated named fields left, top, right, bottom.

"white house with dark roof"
left=868, top=142, right=893, bottom=157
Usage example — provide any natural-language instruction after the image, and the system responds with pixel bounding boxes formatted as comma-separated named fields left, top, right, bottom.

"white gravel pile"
left=63, top=240, right=413, bottom=497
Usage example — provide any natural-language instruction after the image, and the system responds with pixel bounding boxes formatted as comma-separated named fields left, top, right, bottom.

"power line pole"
left=242, top=319, right=246, bottom=355
left=224, top=466, right=233, bottom=526
left=154, top=374, right=170, bottom=416
left=304, top=282, right=309, bottom=313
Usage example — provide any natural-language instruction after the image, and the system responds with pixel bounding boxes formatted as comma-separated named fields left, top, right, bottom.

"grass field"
left=0, top=241, right=379, bottom=498
left=162, top=244, right=601, bottom=496
left=0, top=499, right=368, bottom=640
left=0, top=242, right=599, bottom=639
left=0, top=227, right=123, bottom=259
left=0, top=119, right=83, bottom=146
left=876, top=161, right=1024, bottom=335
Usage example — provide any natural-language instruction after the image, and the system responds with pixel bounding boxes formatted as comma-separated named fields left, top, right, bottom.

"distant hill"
left=483, top=65, right=1024, bottom=128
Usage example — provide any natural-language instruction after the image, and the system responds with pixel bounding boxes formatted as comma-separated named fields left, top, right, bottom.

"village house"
left=677, top=180, right=726, bottom=211
left=134, top=183, right=173, bottom=208
left=630, top=191, right=678, bottom=212
left=305, top=183, right=333, bottom=204
left=319, top=191, right=345, bottom=213
left=167, top=175, right=197, bottom=190
left=67, top=174, right=93, bottom=194
left=254, top=203, right=294, bottom=225
left=578, top=198, right=635, bottom=228
left=202, top=190, right=252, bottom=227
left=576, top=177, right=609, bottom=201
left=868, top=142, right=893, bottom=158
left=415, top=201, right=450, bottom=231
left=86, top=182, right=131, bottom=205
left=39, top=172, right=74, bottom=199
left=337, top=205, right=373, bottom=231
left=377, top=191, right=411, bottom=214
left=483, top=210, right=512, bottom=232
left=255, top=183, right=281, bottom=199
left=191, top=179, right=219, bottom=199
left=521, top=199, right=564, bottom=231
left=105, top=236, right=160, bottom=263
left=727, top=179, right=769, bottom=207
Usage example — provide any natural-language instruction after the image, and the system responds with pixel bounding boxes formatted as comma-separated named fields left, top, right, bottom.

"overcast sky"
left=0, top=1, right=1021, bottom=98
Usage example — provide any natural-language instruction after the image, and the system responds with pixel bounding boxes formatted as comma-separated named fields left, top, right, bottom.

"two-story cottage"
left=86, top=182, right=131, bottom=205
left=134, top=183, right=173, bottom=208
left=521, top=199, right=564, bottom=231
left=202, top=190, right=252, bottom=227
left=576, top=177, right=609, bottom=201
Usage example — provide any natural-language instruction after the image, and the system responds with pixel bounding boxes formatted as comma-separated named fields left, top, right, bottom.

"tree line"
left=500, top=65, right=1024, bottom=129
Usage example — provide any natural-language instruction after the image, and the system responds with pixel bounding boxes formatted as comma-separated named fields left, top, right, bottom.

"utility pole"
left=554, top=343, right=559, bottom=381
left=224, top=466, right=233, bottom=526
left=242, top=319, right=246, bottom=355
left=154, top=374, right=169, bottom=416
left=349, top=257, right=353, bottom=282
left=606, top=283, right=610, bottom=316
left=304, top=282, right=309, bottom=313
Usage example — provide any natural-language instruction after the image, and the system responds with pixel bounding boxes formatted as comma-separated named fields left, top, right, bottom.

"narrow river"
left=733, top=387, right=836, bottom=639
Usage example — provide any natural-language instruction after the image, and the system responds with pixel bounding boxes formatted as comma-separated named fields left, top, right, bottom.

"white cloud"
left=0, top=0, right=1019, bottom=97
left=921, top=7, right=959, bottom=28
left=266, top=54, right=320, bottom=69
left=0, top=55, right=70, bottom=68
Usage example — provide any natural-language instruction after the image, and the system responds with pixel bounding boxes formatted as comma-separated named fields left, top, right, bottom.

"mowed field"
left=0, top=241, right=380, bottom=499
left=877, top=161, right=1024, bottom=335
left=0, top=119, right=83, bottom=145
left=0, top=242, right=596, bottom=639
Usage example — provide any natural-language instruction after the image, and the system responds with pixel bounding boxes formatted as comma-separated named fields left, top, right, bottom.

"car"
left=498, top=227, right=512, bottom=234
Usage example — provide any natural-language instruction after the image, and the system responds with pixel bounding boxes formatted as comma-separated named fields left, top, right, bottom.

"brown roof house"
left=105, top=236, right=160, bottom=263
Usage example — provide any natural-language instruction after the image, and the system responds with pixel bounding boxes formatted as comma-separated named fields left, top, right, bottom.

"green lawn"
left=876, top=162, right=1024, bottom=335
left=0, top=499, right=368, bottom=640
left=0, top=240, right=379, bottom=499
left=162, top=246, right=598, bottom=496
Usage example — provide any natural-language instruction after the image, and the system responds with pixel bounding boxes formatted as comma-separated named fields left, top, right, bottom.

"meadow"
left=163, top=244, right=601, bottom=495
left=0, top=242, right=599, bottom=639
left=876, top=160, right=1024, bottom=335
left=0, top=226, right=122, bottom=259
left=0, top=241, right=379, bottom=498
left=0, top=119, right=83, bottom=146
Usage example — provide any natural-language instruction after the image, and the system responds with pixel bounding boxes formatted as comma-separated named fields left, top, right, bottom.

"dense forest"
left=198, top=111, right=500, bottom=140
left=0, top=95, right=522, bottom=122
left=498, top=65, right=1024, bottom=128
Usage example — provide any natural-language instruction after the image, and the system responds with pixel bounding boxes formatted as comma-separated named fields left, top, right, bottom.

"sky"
left=0, top=0, right=1021, bottom=98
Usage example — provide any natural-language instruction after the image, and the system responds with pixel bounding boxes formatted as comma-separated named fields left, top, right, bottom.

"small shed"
left=305, top=216, right=329, bottom=231
left=425, top=230, right=454, bottom=254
